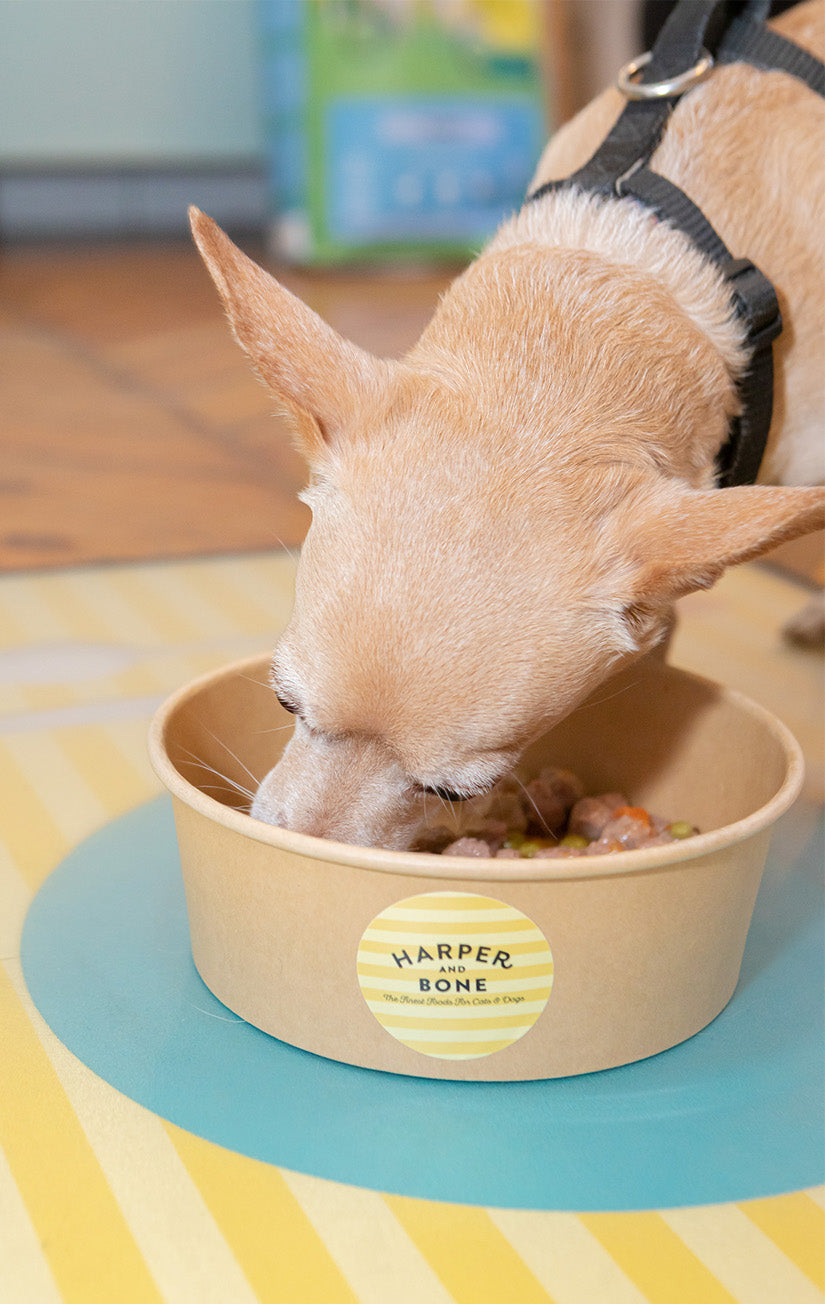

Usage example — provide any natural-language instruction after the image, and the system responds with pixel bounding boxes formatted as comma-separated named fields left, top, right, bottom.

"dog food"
left=416, top=767, right=697, bottom=859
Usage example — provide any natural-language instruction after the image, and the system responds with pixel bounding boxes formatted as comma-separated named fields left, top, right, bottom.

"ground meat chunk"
left=599, top=812, right=655, bottom=850
left=420, top=769, right=695, bottom=861
left=442, top=836, right=493, bottom=857
left=523, top=767, right=585, bottom=833
left=567, top=792, right=627, bottom=841
left=486, top=788, right=529, bottom=833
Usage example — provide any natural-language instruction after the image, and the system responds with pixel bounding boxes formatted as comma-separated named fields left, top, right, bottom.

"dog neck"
left=488, top=187, right=749, bottom=385
left=405, top=187, right=749, bottom=490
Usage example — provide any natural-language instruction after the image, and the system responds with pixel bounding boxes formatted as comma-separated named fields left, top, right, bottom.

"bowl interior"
left=156, top=656, right=799, bottom=853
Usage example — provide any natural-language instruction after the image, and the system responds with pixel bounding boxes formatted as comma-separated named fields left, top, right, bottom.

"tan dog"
left=191, top=0, right=824, bottom=849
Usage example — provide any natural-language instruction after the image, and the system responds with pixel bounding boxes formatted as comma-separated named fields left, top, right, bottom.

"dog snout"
left=249, top=732, right=423, bottom=849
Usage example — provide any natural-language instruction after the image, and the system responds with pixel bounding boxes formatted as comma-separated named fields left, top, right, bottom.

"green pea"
left=519, top=840, right=542, bottom=858
left=560, top=833, right=589, bottom=849
left=503, top=831, right=526, bottom=849
left=668, top=820, right=695, bottom=840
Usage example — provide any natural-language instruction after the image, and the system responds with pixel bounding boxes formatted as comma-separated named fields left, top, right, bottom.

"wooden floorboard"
left=1, top=239, right=820, bottom=582
left=0, top=240, right=453, bottom=571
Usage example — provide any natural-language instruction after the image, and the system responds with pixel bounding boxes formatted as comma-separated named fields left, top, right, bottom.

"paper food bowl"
left=148, top=655, right=803, bottom=1081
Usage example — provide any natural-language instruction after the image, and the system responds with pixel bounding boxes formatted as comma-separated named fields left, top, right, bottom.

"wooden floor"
left=0, top=240, right=454, bottom=571
left=1, top=238, right=821, bottom=585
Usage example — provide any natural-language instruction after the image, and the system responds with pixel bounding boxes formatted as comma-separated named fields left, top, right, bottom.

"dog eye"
left=421, top=784, right=469, bottom=803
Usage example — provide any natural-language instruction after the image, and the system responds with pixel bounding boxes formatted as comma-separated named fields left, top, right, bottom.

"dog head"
left=191, top=209, right=824, bottom=847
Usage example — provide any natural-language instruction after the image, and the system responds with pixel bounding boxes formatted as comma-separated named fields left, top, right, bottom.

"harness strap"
left=524, top=0, right=825, bottom=488
left=719, top=13, right=825, bottom=92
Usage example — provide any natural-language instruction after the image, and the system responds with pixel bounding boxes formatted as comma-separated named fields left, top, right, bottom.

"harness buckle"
left=617, top=49, right=714, bottom=100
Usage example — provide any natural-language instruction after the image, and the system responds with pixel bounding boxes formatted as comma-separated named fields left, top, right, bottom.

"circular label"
left=356, top=892, right=554, bottom=1060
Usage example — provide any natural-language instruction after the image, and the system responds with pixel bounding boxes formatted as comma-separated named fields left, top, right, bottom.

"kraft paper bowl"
left=148, top=654, right=803, bottom=1081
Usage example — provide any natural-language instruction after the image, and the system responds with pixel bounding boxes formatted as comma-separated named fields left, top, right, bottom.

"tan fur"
left=190, top=0, right=825, bottom=848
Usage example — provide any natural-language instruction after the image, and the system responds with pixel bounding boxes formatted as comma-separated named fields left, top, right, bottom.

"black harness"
left=524, top=0, right=825, bottom=487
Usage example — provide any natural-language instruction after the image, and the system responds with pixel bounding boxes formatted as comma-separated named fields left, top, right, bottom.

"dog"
left=190, top=0, right=824, bottom=849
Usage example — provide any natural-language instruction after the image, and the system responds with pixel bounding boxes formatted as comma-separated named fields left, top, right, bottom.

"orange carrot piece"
left=613, top=805, right=653, bottom=827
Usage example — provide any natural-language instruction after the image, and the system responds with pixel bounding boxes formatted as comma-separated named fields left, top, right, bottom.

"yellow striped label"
left=356, top=892, right=553, bottom=1061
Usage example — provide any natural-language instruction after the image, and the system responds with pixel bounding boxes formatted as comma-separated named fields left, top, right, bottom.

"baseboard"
left=0, top=163, right=268, bottom=238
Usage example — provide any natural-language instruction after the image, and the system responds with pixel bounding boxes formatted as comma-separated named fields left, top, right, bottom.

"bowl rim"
left=147, top=653, right=805, bottom=883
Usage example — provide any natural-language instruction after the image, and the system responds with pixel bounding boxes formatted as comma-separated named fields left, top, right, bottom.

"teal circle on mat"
left=21, top=796, right=824, bottom=1211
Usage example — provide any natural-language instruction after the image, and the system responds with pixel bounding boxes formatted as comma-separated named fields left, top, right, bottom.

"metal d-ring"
left=617, top=49, right=714, bottom=100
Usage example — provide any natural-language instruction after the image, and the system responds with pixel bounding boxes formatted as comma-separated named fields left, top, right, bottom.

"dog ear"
left=624, top=484, right=825, bottom=605
left=189, top=207, right=388, bottom=463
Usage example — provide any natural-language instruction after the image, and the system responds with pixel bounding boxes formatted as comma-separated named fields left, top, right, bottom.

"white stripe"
left=6, top=959, right=260, bottom=1304
left=0, top=1143, right=63, bottom=1304
left=48, top=570, right=166, bottom=645
left=490, top=1209, right=649, bottom=1304
left=661, top=1203, right=825, bottom=1304
left=138, top=567, right=250, bottom=641
left=0, top=840, right=34, bottom=960
left=279, top=1169, right=457, bottom=1304
left=358, top=973, right=553, bottom=994
left=0, top=579, right=73, bottom=643
left=211, top=555, right=297, bottom=630
left=99, top=718, right=164, bottom=796
left=806, top=1186, right=825, bottom=1211
left=0, top=694, right=168, bottom=736
left=2, top=733, right=108, bottom=843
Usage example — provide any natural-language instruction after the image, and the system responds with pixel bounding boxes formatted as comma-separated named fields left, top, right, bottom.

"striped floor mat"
left=1, top=554, right=822, bottom=1304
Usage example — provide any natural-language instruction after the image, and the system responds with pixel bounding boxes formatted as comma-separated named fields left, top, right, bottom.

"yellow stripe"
left=579, top=1211, right=738, bottom=1304
left=3, top=732, right=107, bottom=845
left=366, top=917, right=541, bottom=934
left=97, top=569, right=201, bottom=643
left=22, top=681, right=83, bottom=713
left=662, top=1202, right=825, bottom=1304
left=738, top=1193, right=825, bottom=1290
left=175, top=561, right=276, bottom=638
left=376, top=1012, right=543, bottom=1031
left=390, top=893, right=510, bottom=911
left=0, top=577, right=69, bottom=642
left=357, top=954, right=553, bottom=973
left=138, top=565, right=257, bottom=641
left=101, top=717, right=164, bottom=795
left=164, top=1123, right=360, bottom=1304
left=10, top=957, right=261, bottom=1304
left=489, top=1209, right=649, bottom=1304
left=0, top=1142, right=63, bottom=1304
left=0, top=965, right=163, bottom=1304
left=391, top=1037, right=529, bottom=1056
left=0, top=740, right=68, bottom=890
left=56, top=724, right=156, bottom=817
left=34, top=572, right=121, bottom=641
left=36, top=570, right=160, bottom=645
left=385, top=1196, right=556, bottom=1304
left=357, top=980, right=550, bottom=996
left=279, top=1169, right=457, bottom=1304
left=357, top=970, right=553, bottom=988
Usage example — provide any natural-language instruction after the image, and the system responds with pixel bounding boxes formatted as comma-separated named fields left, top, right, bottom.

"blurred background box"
left=260, top=0, right=549, bottom=265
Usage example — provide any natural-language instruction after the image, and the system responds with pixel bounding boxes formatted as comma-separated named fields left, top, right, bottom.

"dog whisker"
left=201, top=725, right=262, bottom=788
left=238, top=673, right=273, bottom=690
left=572, top=677, right=642, bottom=713
left=176, top=746, right=258, bottom=802
left=513, top=774, right=557, bottom=840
